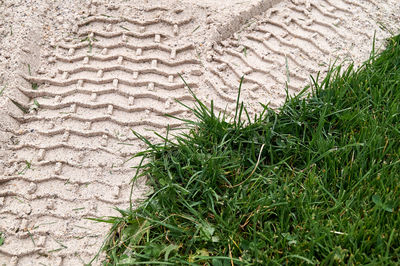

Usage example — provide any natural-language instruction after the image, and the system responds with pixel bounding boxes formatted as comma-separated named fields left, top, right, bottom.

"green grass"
left=0, top=232, right=4, bottom=246
left=92, top=35, right=400, bottom=265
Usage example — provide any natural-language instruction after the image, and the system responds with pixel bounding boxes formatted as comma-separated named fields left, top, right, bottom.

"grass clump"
left=95, top=35, right=400, bottom=265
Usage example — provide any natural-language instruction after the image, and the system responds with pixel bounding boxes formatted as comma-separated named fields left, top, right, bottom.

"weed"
left=119, top=25, right=130, bottom=31
left=27, top=230, right=36, bottom=246
left=192, top=25, right=200, bottom=33
left=52, top=237, right=67, bottom=249
left=81, top=35, right=98, bottom=53
left=242, top=46, right=247, bottom=57
left=10, top=99, right=29, bottom=114
left=285, top=55, right=290, bottom=84
left=32, top=99, right=40, bottom=111
left=0, top=84, right=6, bottom=96
left=0, top=232, right=4, bottom=246
left=72, top=207, right=85, bottom=211
left=18, top=160, right=32, bottom=175
left=48, top=248, right=63, bottom=253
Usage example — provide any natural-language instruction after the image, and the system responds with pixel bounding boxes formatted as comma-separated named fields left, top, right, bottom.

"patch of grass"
left=93, top=35, right=400, bottom=265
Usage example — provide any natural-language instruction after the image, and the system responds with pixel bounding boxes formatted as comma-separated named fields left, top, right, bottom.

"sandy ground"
left=0, top=0, right=399, bottom=265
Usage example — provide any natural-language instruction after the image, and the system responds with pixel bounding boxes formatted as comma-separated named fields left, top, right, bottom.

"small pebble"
left=27, top=182, right=37, bottom=194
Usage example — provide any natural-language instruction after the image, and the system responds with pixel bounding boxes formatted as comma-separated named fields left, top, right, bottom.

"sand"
left=0, top=0, right=399, bottom=265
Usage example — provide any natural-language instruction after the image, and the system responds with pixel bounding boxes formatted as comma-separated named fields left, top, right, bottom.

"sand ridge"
left=0, top=0, right=399, bottom=265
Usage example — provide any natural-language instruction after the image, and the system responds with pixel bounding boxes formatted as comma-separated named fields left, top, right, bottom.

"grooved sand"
left=0, top=0, right=398, bottom=264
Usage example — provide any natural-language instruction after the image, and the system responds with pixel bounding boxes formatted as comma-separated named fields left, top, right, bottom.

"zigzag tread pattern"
left=0, top=5, right=202, bottom=265
left=203, top=0, right=381, bottom=112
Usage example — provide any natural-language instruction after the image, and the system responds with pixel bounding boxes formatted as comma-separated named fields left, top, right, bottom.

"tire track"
left=203, top=0, right=393, bottom=111
left=0, top=4, right=202, bottom=265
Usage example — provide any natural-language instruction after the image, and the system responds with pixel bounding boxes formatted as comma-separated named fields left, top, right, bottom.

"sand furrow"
left=78, top=30, right=172, bottom=39
left=54, top=55, right=200, bottom=67
left=55, top=65, right=182, bottom=77
left=78, top=14, right=193, bottom=28
left=10, top=113, right=183, bottom=129
left=24, top=76, right=198, bottom=90
left=57, top=43, right=194, bottom=56
left=17, top=86, right=194, bottom=103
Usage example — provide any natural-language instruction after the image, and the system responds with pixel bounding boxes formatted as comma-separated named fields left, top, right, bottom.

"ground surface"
left=0, top=0, right=398, bottom=265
